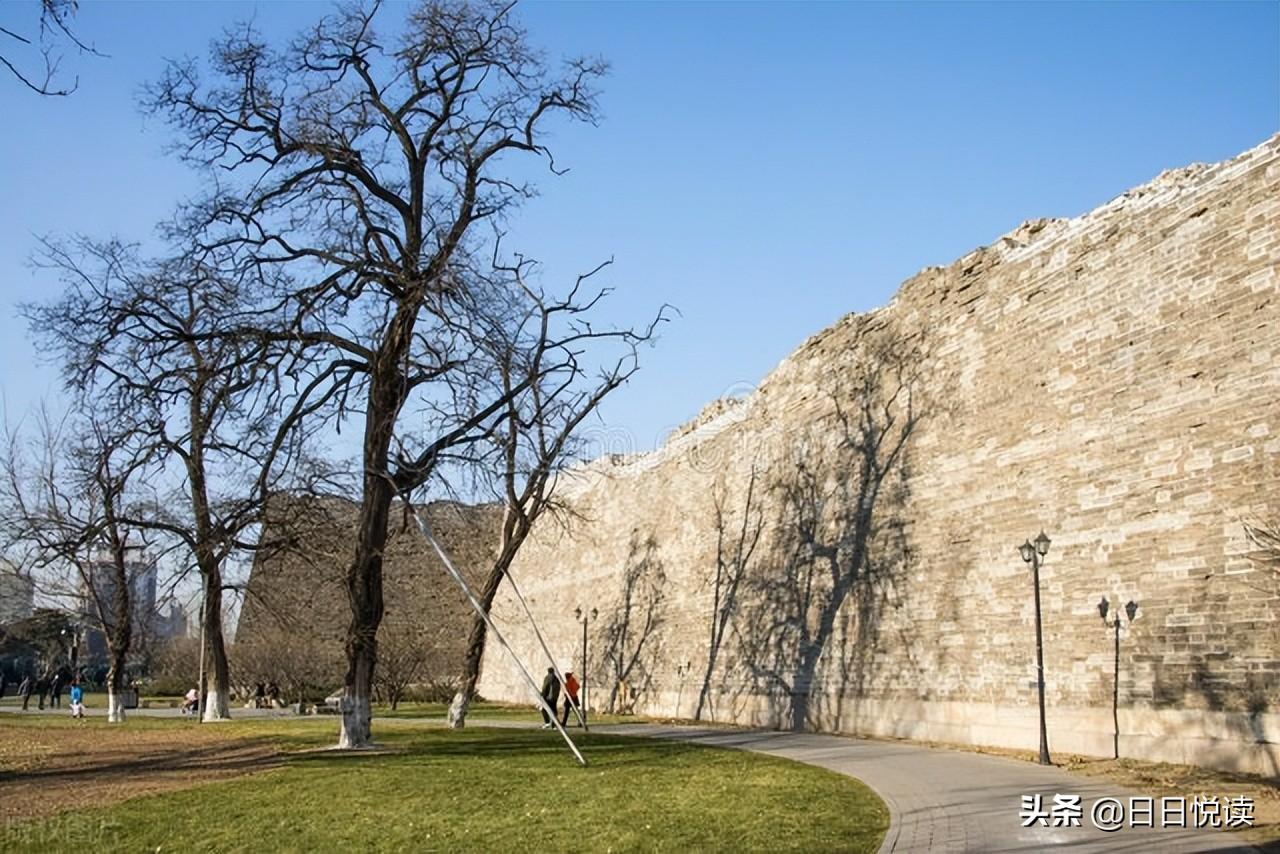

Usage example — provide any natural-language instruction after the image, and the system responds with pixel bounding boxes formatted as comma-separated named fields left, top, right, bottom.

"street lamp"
left=1018, top=530, right=1053, bottom=765
left=60, top=624, right=81, bottom=675
left=1097, top=596, right=1139, bottom=760
left=673, top=660, right=693, bottom=718
left=574, top=606, right=597, bottom=726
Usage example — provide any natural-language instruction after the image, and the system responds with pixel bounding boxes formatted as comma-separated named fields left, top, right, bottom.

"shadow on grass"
left=281, top=729, right=702, bottom=772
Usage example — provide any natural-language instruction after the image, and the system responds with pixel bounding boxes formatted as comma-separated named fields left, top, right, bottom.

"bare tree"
left=0, top=414, right=153, bottom=721
left=443, top=257, right=662, bottom=728
left=144, top=0, right=658, bottom=748
left=0, top=0, right=99, bottom=96
left=231, top=623, right=345, bottom=708
left=25, top=239, right=324, bottom=721
left=694, top=466, right=763, bottom=721
left=374, top=620, right=439, bottom=710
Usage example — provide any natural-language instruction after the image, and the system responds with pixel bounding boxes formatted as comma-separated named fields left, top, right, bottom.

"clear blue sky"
left=1, top=0, right=1277, bottom=459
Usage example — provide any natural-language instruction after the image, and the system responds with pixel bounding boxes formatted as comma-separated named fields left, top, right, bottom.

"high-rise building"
left=82, top=551, right=159, bottom=663
left=0, top=561, right=35, bottom=625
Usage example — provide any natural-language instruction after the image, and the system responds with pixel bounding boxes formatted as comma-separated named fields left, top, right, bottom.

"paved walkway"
left=597, top=724, right=1261, bottom=854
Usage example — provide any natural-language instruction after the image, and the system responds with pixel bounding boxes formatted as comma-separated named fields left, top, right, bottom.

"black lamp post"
left=1019, top=530, right=1053, bottom=765
left=574, top=605, right=597, bottom=726
left=1097, top=596, right=1138, bottom=760
left=60, top=624, right=81, bottom=675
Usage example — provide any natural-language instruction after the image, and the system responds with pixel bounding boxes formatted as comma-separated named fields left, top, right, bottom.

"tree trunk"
left=337, top=325, right=412, bottom=748
left=447, top=689, right=471, bottom=729
left=339, top=469, right=392, bottom=748
left=447, top=565, right=508, bottom=729
left=106, top=659, right=127, bottom=723
left=339, top=640, right=376, bottom=748
left=200, top=564, right=232, bottom=721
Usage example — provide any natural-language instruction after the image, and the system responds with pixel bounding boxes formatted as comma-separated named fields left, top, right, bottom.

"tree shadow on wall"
left=694, top=465, right=765, bottom=722
left=599, top=531, right=669, bottom=714
left=732, top=323, right=928, bottom=732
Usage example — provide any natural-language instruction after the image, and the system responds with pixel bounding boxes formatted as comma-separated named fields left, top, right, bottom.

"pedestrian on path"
left=69, top=680, right=85, bottom=719
left=18, top=674, right=32, bottom=710
left=49, top=670, right=65, bottom=709
left=539, top=667, right=561, bottom=728
left=560, top=670, right=580, bottom=727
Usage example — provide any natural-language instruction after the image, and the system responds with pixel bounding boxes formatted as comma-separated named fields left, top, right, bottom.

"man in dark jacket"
left=539, top=667, right=561, bottom=728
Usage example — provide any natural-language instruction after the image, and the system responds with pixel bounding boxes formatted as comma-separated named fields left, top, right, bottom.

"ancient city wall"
left=477, top=135, right=1280, bottom=775
left=240, top=497, right=500, bottom=690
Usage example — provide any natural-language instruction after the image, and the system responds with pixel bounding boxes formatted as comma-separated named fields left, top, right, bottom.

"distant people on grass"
left=539, top=666, right=561, bottom=728
left=182, top=687, right=200, bottom=715
left=18, top=674, right=33, bottom=710
left=69, top=680, right=85, bottom=719
left=560, top=670, right=580, bottom=728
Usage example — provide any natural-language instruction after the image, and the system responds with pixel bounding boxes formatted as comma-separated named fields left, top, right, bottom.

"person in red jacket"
left=560, top=670, right=580, bottom=727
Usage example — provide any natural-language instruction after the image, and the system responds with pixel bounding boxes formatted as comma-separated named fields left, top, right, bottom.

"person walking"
left=18, top=674, right=33, bottom=711
left=69, top=680, right=85, bottom=719
left=559, top=670, right=580, bottom=728
left=539, top=667, right=561, bottom=728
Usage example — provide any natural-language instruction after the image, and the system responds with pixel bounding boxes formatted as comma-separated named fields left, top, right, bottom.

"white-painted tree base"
left=107, top=692, right=126, bottom=723
left=447, top=691, right=470, bottom=729
left=338, top=691, right=372, bottom=749
left=202, top=687, right=231, bottom=722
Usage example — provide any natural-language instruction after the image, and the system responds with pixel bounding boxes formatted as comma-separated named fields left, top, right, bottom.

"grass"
left=373, top=698, right=643, bottom=726
left=0, top=716, right=889, bottom=853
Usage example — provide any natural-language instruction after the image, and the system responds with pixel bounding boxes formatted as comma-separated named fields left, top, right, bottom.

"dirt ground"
left=0, top=723, right=282, bottom=821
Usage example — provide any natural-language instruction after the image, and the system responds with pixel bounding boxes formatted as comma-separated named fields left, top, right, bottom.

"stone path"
left=598, top=724, right=1261, bottom=854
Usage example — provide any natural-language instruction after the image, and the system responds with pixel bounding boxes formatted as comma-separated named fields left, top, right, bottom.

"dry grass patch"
left=0, top=718, right=282, bottom=821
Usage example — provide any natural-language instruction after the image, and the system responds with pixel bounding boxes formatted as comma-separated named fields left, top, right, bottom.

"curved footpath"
left=597, top=724, right=1262, bottom=854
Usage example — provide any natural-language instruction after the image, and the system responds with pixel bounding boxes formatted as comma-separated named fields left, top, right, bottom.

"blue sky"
left=1, top=0, right=1277, bottom=459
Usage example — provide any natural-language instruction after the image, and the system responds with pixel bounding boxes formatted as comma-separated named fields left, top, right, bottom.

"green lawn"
left=374, top=698, right=642, bottom=726
left=1, top=718, right=889, bottom=852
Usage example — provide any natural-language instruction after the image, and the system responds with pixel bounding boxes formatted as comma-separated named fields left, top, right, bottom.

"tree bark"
left=447, top=565, right=508, bottom=729
left=339, top=439, right=393, bottom=748
left=106, top=656, right=128, bottom=723
left=200, top=567, right=232, bottom=721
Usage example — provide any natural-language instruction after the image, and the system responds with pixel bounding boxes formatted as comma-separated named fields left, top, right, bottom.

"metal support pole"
left=1031, top=553, right=1052, bottom=766
left=581, top=614, right=589, bottom=727
left=502, top=569, right=587, bottom=730
left=415, top=510, right=588, bottom=767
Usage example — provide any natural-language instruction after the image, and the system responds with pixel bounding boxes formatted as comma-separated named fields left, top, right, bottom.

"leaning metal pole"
left=502, top=568, right=587, bottom=730
left=1031, top=552, right=1052, bottom=765
left=413, top=509, right=587, bottom=767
